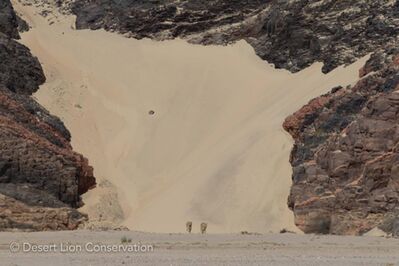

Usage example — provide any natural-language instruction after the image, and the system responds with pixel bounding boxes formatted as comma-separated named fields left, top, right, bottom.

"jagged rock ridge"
left=0, top=0, right=95, bottom=231
left=71, top=0, right=399, bottom=73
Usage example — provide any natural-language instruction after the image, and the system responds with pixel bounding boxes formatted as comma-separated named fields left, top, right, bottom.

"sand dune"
left=14, top=1, right=369, bottom=233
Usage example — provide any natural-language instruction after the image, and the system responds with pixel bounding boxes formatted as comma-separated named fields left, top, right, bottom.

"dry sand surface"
left=13, top=1, right=370, bottom=233
left=1, top=231, right=399, bottom=266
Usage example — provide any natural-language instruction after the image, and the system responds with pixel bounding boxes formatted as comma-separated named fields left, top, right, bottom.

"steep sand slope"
left=14, top=1, right=369, bottom=233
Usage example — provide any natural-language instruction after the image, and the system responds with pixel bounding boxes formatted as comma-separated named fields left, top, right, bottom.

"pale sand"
left=13, top=1, right=369, bottom=233
left=1, top=231, right=399, bottom=265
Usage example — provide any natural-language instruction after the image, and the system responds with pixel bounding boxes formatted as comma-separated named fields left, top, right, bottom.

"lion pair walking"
left=186, top=221, right=207, bottom=234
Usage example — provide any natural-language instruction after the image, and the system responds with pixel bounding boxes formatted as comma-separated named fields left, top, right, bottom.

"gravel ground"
left=1, top=231, right=398, bottom=265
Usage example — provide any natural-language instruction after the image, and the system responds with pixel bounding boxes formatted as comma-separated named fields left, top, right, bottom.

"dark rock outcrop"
left=0, top=0, right=95, bottom=231
left=16, top=14, right=29, bottom=33
left=71, top=0, right=399, bottom=73
left=0, top=34, right=45, bottom=94
left=72, top=0, right=271, bottom=37
left=284, top=48, right=399, bottom=235
left=0, top=0, right=20, bottom=39
left=250, top=0, right=399, bottom=73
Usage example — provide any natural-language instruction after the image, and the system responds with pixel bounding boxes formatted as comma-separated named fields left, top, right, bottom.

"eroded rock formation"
left=0, top=0, right=95, bottom=231
left=284, top=48, right=399, bottom=235
left=71, top=0, right=399, bottom=73
left=0, top=0, right=20, bottom=39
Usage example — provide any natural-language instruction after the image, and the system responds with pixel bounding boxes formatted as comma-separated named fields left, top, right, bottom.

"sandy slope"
left=13, top=1, right=369, bottom=233
left=1, top=231, right=399, bottom=266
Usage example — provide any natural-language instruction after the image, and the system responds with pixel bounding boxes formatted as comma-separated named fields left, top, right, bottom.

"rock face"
left=0, top=0, right=20, bottom=39
left=284, top=48, right=399, bottom=235
left=71, top=0, right=271, bottom=38
left=0, top=34, right=45, bottom=94
left=71, top=0, right=399, bottom=73
left=0, top=0, right=95, bottom=231
left=249, top=0, right=399, bottom=73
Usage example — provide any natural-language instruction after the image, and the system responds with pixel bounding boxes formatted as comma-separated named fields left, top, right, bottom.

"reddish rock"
left=0, top=194, right=87, bottom=231
left=0, top=0, right=95, bottom=231
left=283, top=94, right=333, bottom=139
left=285, top=47, right=399, bottom=235
left=393, top=54, right=399, bottom=66
left=0, top=87, right=96, bottom=230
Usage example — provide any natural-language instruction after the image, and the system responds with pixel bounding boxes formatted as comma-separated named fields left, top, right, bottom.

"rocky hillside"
left=0, top=0, right=95, bottom=231
left=68, top=0, right=399, bottom=235
left=284, top=47, right=399, bottom=235
left=71, top=0, right=399, bottom=73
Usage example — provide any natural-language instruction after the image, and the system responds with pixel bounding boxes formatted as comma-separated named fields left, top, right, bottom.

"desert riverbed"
left=13, top=1, right=369, bottom=233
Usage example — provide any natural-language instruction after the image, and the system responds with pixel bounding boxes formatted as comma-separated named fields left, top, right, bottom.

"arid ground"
left=1, top=231, right=399, bottom=265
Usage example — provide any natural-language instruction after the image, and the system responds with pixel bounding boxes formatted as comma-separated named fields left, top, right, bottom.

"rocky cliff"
left=71, top=0, right=399, bottom=73
left=69, top=0, right=399, bottom=235
left=0, top=0, right=95, bottom=231
left=284, top=48, right=399, bottom=235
